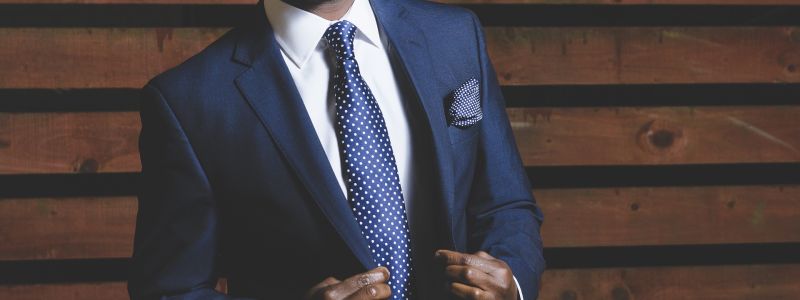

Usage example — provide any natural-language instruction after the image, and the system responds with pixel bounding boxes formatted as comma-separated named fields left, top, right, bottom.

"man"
left=128, top=0, right=544, bottom=299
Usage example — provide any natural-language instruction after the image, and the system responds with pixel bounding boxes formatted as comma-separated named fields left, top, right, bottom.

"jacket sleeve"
left=128, top=83, right=254, bottom=300
left=465, top=12, right=546, bottom=300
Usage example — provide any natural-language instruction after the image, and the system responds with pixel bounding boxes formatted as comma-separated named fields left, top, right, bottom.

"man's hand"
left=305, top=267, right=392, bottom=300
left=436, top=250, right=519, bottom=300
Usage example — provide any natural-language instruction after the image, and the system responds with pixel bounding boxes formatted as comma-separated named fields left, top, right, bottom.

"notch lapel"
left=232, top=2, right=375, bottom=269
left=371, top=0, right=459, bottom=250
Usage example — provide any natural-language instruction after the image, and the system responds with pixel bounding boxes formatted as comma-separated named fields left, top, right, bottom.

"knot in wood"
left=560, top=290, right=578, bottom=300
left=611, top=286, right=631, bottom=300
left=77, top=158, right=99, bottom=173
left=637, top=119, right=686, bottom=156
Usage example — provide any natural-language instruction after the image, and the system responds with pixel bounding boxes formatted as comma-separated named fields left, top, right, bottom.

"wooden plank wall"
left=1, top=0, right=800, bottom=299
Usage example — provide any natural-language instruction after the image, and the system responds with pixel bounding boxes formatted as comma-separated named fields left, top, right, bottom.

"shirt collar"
left=263, top=0, right=383, bottom=69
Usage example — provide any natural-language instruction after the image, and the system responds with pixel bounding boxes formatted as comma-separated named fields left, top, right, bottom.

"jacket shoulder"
left=144, top=26, right=246, bottom=100
left=402, top=0, right=477, bottom=26
left=397, top=0, right=483, bottom=84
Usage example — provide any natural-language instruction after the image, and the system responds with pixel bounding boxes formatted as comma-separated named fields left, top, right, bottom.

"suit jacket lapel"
left=371, top=0, right=459, bottom=251
left=232, top=1, right=376, bottom=269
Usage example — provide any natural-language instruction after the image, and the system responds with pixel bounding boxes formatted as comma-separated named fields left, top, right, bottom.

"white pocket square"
left=446, top=78, right=482, bottom=128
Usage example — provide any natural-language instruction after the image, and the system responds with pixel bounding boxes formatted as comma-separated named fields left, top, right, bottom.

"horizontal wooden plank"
left=0, top=112, right=141, bottom=174
left=3, top=106, right=799, bottom=174
left=0, top=28, right=230, bottom=89
left=488, top=27, right=800, bottom=85
left=2, top=0, right=800, bottom=4
left=2, top=264, right=799, bottom=299
left=541, top=264, right=800, bottom=300
left=0, top=197, right=137, bottom=260
left=1, top=27, right=799, bottom=88
left=537, top=185, right=800, bottom=247
left=0, top=282, right=128, bottom=300
left=0, top=0, right=254, bottom=2
left=509, top=106, right=800, bottom=166
left=2, top=185, right=798, bottom=260
left=0, top=280, right=227, bottom=299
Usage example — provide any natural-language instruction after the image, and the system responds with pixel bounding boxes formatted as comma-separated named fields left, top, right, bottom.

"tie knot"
left=324, top=20, right=358, bottom=62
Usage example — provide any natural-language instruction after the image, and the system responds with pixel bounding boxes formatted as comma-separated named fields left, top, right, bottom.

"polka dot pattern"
left=447, top=78, right=482, bottom=128
left=324, top=20, right=413, bottom=300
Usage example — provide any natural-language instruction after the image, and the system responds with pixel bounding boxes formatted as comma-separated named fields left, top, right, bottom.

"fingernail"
left=369, top=287, right=377, bottom=296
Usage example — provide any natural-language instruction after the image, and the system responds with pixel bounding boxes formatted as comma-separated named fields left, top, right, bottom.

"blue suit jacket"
left=128, top=0, right=544, bottom=299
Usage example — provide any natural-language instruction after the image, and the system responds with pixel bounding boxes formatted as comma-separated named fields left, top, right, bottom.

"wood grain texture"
left=0, top=28, right=231, bottom=89
left=2, top=27, right=800, bottom=88
left=540, top=264, right=800, bottom=300
left=536, top=185, right=800, bottom=247
left=0, top=197, right=137, bottom=260
left=2, top=185, right=798, bottom=260
left=0, top=0, right=255, bottom=2
left=486, top=27, right=800, bottom=85
left=0, top=282, right=128, bottom=300
left=0, top=280, right=228, bottom=300
left=509, top=106, right=800, bottom=166
left=2, top=0, right=800, bottom=4
left=2, top=265, right=800, bottom=299
left=3, top=106, right=799, bottom=174
left=0, top=112, right=141, bottom=174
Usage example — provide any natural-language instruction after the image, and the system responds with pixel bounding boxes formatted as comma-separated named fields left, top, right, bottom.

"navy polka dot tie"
left=324, top=20, right=413, bottom=299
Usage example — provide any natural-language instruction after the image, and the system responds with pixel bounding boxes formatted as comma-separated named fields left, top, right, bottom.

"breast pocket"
left=447, top=121, right=481, bottom=145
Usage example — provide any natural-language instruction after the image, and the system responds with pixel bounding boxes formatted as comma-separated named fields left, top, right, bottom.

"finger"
left=318, top=277, right=341, bottom=288
left=334, top=267, right=390, bottom=297
left=344, top=283, right=392, bottom=300
left=472, top=251, right=510, bottom=278
left=445, top=265, right=500, bottom=291
left=306, top=277, right=341, bottom=299
left=450, top=282, right=487, bottom=300
left=474, top=251, right=515, bottom=283
left=475, top=251, right=494, bottom=259
left=436, top=250, right=495, bottom=273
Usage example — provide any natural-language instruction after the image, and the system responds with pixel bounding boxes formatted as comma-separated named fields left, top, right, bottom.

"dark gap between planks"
left=0, top=4, right=799, bottom=27
left=1, top=163, right=799, bottom=198
left=2, top=84, right=800, bottom=112
left=2, top=242, right=800, bottom=284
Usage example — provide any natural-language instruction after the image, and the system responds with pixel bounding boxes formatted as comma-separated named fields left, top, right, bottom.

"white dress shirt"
left=263, top=0, right=417, bottom=217
left=263, top=1, right=523, bottom=298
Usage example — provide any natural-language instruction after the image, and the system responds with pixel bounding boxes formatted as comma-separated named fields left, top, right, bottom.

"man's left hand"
left=435, top=249, right=518, bottom=300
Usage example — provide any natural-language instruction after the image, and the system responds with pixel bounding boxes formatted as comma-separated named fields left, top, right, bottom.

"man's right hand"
left=305, top=267, right=392, bottom=300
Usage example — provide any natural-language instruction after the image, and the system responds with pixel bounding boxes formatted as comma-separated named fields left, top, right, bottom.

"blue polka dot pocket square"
left=446, top=78, right=483, bottom=128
